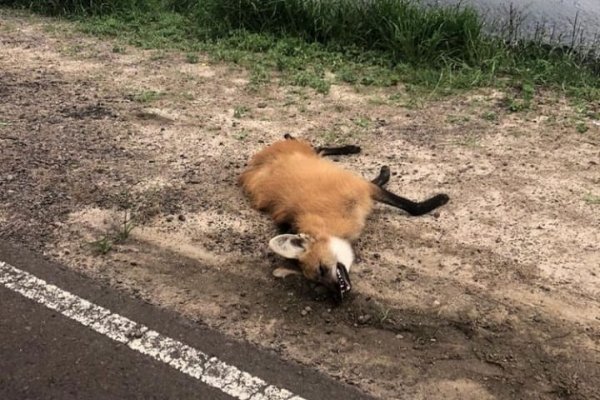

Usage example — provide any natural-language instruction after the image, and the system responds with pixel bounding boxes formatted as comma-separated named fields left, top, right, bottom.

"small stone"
left=433, top=300, right=441, bottom=307
left=396, top=334, right=404, bottom=339
left=166, top=215, right=174, bottom=222
left=257, top=102, right=267, bottom=108
left=301, top=310, right=308, bottom=316
left=433, top=211, right=440, bottom=218
left=304, top=306, right=312, bottom=312
left=240, top=292, right=247, bottom=297
left=178, top=214, right=186, bottom=222
left=357, top=314, right=372, bottom=324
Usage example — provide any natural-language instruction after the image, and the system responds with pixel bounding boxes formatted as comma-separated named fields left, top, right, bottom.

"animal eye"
left=319, top=265, right=327, bottom=277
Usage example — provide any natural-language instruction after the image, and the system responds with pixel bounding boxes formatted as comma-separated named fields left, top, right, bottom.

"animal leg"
left=316, top=145, right=361, bottom=156
left=283, top=134, right=360, bottom=156
left=371, top=166, right=391, bottom=187
left=372, top=186, right=449, bottom=216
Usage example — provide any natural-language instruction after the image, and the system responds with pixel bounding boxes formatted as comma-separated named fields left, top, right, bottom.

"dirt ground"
left=1, top=10, right=599, bottom=400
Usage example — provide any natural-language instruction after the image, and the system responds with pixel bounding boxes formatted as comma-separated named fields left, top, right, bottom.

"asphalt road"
left=0, top=240, right=371, bottom=400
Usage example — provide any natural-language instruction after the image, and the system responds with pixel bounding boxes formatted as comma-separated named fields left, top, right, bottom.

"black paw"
left=283, top=133, right=294, bottom=140
left=380, top=165, right=391, bottom=178
left=434, top=194, right=450, bottom=205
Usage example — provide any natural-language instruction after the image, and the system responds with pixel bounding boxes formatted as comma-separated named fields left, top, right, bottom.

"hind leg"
left=371, top=166, right=391, bottom=187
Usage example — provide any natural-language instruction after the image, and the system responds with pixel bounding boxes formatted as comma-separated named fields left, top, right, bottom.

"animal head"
left=269, top=233, right=353, bottom=300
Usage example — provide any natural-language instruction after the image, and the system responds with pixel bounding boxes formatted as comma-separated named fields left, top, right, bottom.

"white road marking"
left=0, top=261, right=306, bottom=400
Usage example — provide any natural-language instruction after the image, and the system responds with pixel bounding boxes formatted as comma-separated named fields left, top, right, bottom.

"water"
left=434, top=0, right=600, bottom=47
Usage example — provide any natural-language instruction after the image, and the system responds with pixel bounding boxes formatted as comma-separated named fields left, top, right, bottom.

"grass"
left=185, top=52, right=199, bottom=63
left=233, top=106, right=249, bottom=119
left=583, top=193, right=600, bottom=205
left=2, top=0, right=600, bottom=100
left=90, top=236, right=113, bottom=255
left=131, top=89, right=163, bottom=103
left=482, top=111, right=498, bottom=122
left=89, top=212, right=135, bottom=255
left=353, top=117, right=371, bottom=129
left=576, top=122, right=589, bottom=134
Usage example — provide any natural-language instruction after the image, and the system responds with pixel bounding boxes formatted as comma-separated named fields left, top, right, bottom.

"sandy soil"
left=1, top=10, right=599, bottom=400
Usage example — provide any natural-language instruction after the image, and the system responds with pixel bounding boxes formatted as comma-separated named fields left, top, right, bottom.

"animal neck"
left=296, top=214, right=329, bottom=238
left=329, top=236, right=354, bottom=272
left=296, top=214, right=355, bottom=272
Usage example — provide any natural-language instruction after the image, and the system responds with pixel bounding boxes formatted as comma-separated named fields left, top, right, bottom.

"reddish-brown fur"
left=239, top=139, right=374, bottom=241
left=239, top=139, right=375, bottom=282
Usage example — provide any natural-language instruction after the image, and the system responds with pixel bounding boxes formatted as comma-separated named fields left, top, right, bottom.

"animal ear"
left=269, top=234, right=310, bottom=259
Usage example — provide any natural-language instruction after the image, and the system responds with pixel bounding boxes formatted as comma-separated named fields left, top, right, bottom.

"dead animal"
left=239, top=134, right=449, bottom=301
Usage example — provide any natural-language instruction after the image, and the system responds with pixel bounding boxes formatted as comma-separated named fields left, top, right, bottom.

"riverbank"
left=3, top=0, right=600, bottom=100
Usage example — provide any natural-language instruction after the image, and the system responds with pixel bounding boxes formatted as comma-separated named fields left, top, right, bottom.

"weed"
left=367, top=97, right=388, bottom=106
left=248, top=64, right=270, bottom=89
left=378, top=307, right=392, bottom=324
left=353, top=117, right=371, bottom=129
left=90, top=236, right=113, bottom=255
left=289, top=70, right=330, bottom=94
left=447, top=114, right=471, bottom=124
left=149, top=50, right=168, bottom=61
left=89, top=211, right=135, bottom=254
left=576, top=122, right=589, bottom=134
left=453, top=135, right=481, bottom=147
left=132, top=90, right=162, bottom=103
left=320, top=130, right=338, bottom=143
left=583, top=193, right=600, bottom=205
left=370, top=301, right=393, bottom=325
left=482, top=111, right=498, bottom=122
left=115, top=212, right=135, bottom=244
left=233, top=106, right=249, bottom=118
left=180, top=91, right=194, bottom=101
left=185, top=52, right=199, bottom=63
left=507, top=82, right=535, bottom=112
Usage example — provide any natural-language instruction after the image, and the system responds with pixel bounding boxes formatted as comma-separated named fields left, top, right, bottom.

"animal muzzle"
left=334, top=263, right=352, bottom=301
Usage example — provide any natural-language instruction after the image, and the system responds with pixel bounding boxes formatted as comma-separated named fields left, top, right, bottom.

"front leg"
left=283, top=134, right=361, bottom=156
left=316, top=145, right=361, bottom=156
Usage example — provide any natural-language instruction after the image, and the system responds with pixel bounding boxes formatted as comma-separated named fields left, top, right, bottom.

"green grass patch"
left=576, top=121, right=589, bottom=134
left=131, top=89, right=163, bottom=103
left=3, top=0, right=600, bottom=100
left=583, top=193, right=600, bottom=205
left=233, top=106, right=249, bottom=118
left=185, top=52, right=199, bottom=63
left=481, top=111, right=498, bottom=122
